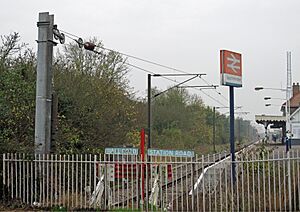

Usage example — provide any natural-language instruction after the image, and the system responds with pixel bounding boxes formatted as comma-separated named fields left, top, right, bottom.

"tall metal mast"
left=286, top=51, right=292, bottom=136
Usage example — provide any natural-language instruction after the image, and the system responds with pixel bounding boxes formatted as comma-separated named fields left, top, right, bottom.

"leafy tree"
left=0, top=33, right=36, bottom=153
left=53, top=39, right=138, bottom=153
left=0, top=33, right=258, bottom=155
left=151, top=88, right=212, bottom=151
left=150, top=87, right=257, bottom=153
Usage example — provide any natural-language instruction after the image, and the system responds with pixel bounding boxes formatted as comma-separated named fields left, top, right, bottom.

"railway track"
left=110, top=141, right=259, bottom=208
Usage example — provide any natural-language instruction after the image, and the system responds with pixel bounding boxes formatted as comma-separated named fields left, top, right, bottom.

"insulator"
left=59, top=33, right=65, bottom=44
left=84, top=42, right=96, bottom=51
left=77, top=38, right=84, bottom=48
left=53, top=25, right=59, bottom=40
left=53, top=30, right=59, bottom=40
left=52, top=26, right=65, bottom=44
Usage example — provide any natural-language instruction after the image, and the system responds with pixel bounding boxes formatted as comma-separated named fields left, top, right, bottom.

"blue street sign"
left=105, top=147, right=139, bottom=155
left=147, top=149, right=194, bottom=157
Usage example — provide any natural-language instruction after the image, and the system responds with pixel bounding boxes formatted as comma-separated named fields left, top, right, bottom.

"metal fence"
left=2, top=149, right=300, bottom=211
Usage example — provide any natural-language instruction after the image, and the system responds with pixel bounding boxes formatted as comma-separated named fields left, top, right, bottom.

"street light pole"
left=255, top=87, right=286, bottom=92
left=264, top=96, right=286, bottom=101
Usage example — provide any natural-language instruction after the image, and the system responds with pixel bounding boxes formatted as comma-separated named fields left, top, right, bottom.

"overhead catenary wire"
left=59, top=29, right=228, bottom=107
left=60, top=29, right=81, bottom=39
left=98, top=45, right=229, bottom=103
left=62, top=30, right=226, bottom=79
left=199, top=77, right=229, bottom=102
left=123, top=60, right=228, bottom=107
left=122, top=61, right=227, bottom=107
left=99, top=45, right=229, bottom=102
left=62, top=30, right=228, bottom=107
left=63, top=33, right=76, bottom=41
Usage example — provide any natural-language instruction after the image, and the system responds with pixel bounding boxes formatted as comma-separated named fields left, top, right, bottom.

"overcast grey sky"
left=1, top=0, right=300, bottom=126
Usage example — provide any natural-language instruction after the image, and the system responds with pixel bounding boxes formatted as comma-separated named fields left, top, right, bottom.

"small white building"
left=281, top=82, right=300, bottom=144
left=291, top=107, right=300, bottom=142
left=255, top=83, right=300, bottom=143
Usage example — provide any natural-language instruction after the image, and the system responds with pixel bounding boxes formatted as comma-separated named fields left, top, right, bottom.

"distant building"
left=281, top=83, right=300, bottom=143
left=281, top=82, right=300, bottom=115
left=255, top=82, right=300, bottom=144
left=290, top=107, right=300, bottom=142
left=255, top=114, right=285, bottom=143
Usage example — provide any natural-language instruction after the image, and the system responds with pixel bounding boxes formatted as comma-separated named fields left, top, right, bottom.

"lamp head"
left=255, top=87, right=264, bottom=91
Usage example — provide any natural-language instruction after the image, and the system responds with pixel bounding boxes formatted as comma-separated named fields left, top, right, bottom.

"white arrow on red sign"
left=226, top=53, right=240, bottom=73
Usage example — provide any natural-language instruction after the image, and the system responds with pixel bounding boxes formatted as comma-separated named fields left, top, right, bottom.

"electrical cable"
left=60, top=30, right=81, bottom=39
left=199, top=77, right=229, bottom=102
left=122, top=59, right=227, bottom=107
left=121, top=61, right=227, bottom=106
left=60, top=29, right=229, bottom=96
left=59, top=29, right=228, bottom=107
left=99, top=45, right=229, bottom=102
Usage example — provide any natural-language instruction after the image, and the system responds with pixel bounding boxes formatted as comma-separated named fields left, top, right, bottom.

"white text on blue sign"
left=147, top=149, right=194, bottom=157
left=105, top=148, right=139, bottom=155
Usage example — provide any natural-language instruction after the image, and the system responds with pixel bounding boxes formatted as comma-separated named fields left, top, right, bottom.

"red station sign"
left=220, top=50, right=242, bottom=87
